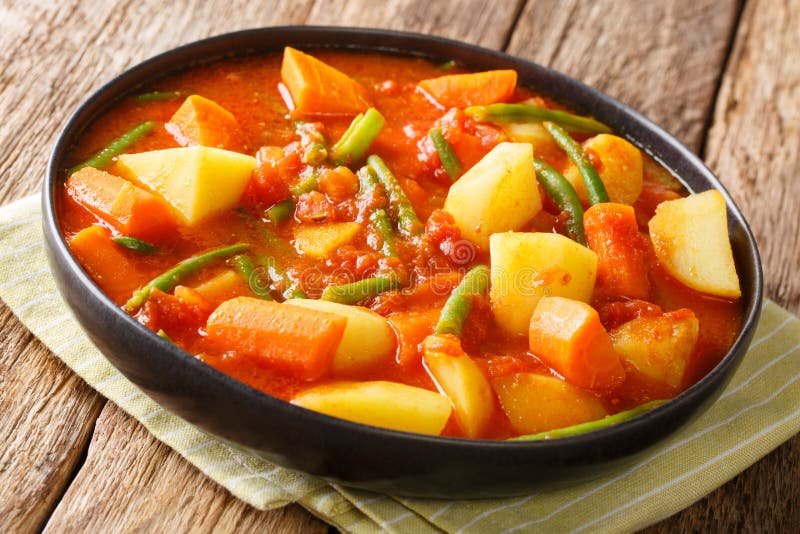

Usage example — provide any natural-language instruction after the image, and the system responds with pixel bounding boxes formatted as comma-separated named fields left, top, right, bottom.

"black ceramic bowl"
left=43, top=27, right=763, bottom=498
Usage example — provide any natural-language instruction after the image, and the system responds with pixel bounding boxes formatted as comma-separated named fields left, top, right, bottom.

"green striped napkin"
left=2, top=193, right=798, bottom=533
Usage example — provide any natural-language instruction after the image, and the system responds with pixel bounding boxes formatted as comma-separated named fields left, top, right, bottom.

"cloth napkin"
left=2, top=193, right=799, bottom=533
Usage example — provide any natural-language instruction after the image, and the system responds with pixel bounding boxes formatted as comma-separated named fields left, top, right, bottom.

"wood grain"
left=0, top=305, right=105, bottom=532
left=507, top=0, right=739, bottom=152
left=43, top=403, right=328, bottom=533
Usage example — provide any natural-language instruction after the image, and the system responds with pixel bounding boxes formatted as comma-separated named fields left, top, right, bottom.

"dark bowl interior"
left=42, top=26, right=763, bottom=498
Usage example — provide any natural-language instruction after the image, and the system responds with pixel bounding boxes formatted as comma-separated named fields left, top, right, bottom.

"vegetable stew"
left=58, top=47, right=743, bottom=440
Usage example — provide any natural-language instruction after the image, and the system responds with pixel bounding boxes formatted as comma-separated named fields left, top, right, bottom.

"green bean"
left=265, top=199, right=295, bottom=224
left=230, top=254, right=272, bottom=300
left=509, top=400, right=667, bottom=441
left=330, top=108, right=385, bottom=166
left=290, top=172, right=318, bottom=196
left=438, top=59, right=457, bottom=71
left=157, top=329, right=173, bottom=342
left=112, top=236, right=157, bottom=255
left=70, top=121, right=158, bottom=173
left=465, top=103, right=611, bottom=134
left=357, top=165, right=380, bottom=193
left=261, top=256, right=307, bottom=300
left=435, top=265, right=490, bottom=337
left=543, top=121, right=609, bottom=205
left=370, top=209, right=398, bottom=258
left=533, top=158, right=587, bottom=246
left=321, top=275, right=399, bottom=305
left=124, top=243, right=249, bottom=312
left=366, top=155, right=423, bottom=237
left=429, top=128, right=462, bottom=180
left=135, top=90, right=182, bottom=103
left=295, top=121, right=329, bottom=165
left=236, top=208, right=293, bottom=255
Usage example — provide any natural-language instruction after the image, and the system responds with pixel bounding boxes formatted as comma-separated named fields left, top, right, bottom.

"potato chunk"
left=291, top=381, right=452, bottom=435
left=611, top=309, right=699, bottom=388
left=117, top=146, right=256, bottom=225
left=422, top=335, right=495, bottom=438
left=563, top=134, right=643, bottom=205
left=443, top=142, right=542, bottom=250
left=648, top=190, right=741, bottom=298
left=492, top=373, right=606, bottom=436
left=285, top=299, right=395, bottom=376
left=293, top=222, right=361, bottom=259
left=490, top=232, right=597, bottom=336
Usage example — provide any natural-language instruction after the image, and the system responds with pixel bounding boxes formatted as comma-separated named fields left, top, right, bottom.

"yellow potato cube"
left=491, top=373, right=606, bottom=436
left=293, top=222, right=361, bottom=259
left=648, top=190, right=741, bottom=298
left=611, top=310, right=699, bottom=388
left=285, top=299, right=394, bottom=376
left=423, top=342, right=495, bottom=438
left=443, top=142, right=542, bottom=249
left=291, top=381, right=452, bottom=435
left=490, top=232, right=597, bottom=336
left=117, top=146, right=256, bottom=225
left=563, top=134, right=643, bottom=205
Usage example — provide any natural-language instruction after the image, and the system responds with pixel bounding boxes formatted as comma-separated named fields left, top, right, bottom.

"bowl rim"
left=43, top=25, right=764, bottom=454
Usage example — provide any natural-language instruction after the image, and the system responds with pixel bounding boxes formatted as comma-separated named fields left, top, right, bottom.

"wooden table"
left=1, top=0, right=798, bottom=531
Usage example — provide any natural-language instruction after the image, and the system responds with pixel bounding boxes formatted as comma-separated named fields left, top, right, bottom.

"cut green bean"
left=157, top=329, right=173, bottom=342
left=357, top=165, right=380, bottom=193
left=70, top=121, right=158, bottom=173
left=261, top=255, right=307, bottom=300
left=533, top=158, right=586, bottom=246
left=330, top=108, right=385, bottom=166
left=135, top=90, right=182, bottom=103
left=295, top=121, right=329, bottom=165
left=112, top=235, right=157, bottom=255
left=466, top=103, right=611, bottom=134
left=230, top=254, right=273, bottom=300
left=429, top=128, right=462, bottom=181
left=124, top=243, right=249, bottom=312
left=290, top=172, right=318, bottom=196
left=321, top=275, right=399, bottom=305
left=265, top=199, right=295, bottom=224
left=366, top=155, right=423, bottom=237
left=370, top=208, right=397, bottom=258
left=236, top=208, right=293, bottom=255
left=435, top=265, right=490, bottom=337
left=543, top=121, right=609, bottom=205
left=438, top=59, right=457, bottom=70
left=509, top=400, right=667, bottom=441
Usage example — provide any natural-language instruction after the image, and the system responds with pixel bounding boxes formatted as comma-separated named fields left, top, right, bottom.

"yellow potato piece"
left=611, top=311, right=699, bottom=388
left=117, top=146, right=256, bottom=225
left=285, top=299, right=395, bottom=376
left=490, top=232, right=597, bottom=336
left=444, top=142, right=542, bottom=250
left=291, top=381, right=452, bottom=435
left=423, top=348, right=495, bottom=438
left=491, top=373, right=606, bottom=436
left=648, top=190, right=741, bottom=298
left=563, top=134, right=643, bottom=205
left=293, top=222, right=361, bottom=259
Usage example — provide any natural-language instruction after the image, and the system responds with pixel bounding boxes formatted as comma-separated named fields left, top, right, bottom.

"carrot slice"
left=206, top=297, right=347, bottom=380
left=528, top=296, right=625, bottom=391
left=165, top=95, right=244, bottom=151
left=68, top=225, right=143, bottom=299
left=417, top=70, right=517, bottom=109
left=583, top=202, right=650, bottom=300
left=66, top=167, right=176, bottom=241
left=280, top=47, right=371, bottom=117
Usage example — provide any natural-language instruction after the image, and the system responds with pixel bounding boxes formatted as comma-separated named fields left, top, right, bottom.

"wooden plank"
left=507, top=0, right=739, bottom=151
left=0, top=305, right=105, bottom=532
left=650, top=0, right=800, bottom=530
left=43, top=404, right=328, bottom=533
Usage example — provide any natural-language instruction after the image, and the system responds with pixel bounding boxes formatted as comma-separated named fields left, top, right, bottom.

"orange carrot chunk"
left=583, top=202, right=650, bottom=300
left=68, top=225, right=144, bottom=300
left=66, top=167, right=176, bottom=242
left=280, top=47, right=371, bottom=117
left=165, top=95, right=244, bottom=151
left=417, top=70, right=517, bottom=109
left=206, top=297, right=347, bottom=380
left=387, top=309, right=440, bottom=366
left=528, top=296, right=625, bottom=391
